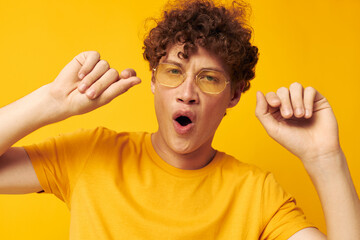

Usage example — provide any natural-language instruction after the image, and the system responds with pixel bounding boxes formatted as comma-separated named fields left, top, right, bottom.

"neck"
left=151, top=132, right=216, bottom=170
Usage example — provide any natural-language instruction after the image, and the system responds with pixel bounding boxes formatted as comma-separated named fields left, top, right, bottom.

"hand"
left=255, top=82, right=341, bottom=163
left=49, top=51, right=141, bottom=119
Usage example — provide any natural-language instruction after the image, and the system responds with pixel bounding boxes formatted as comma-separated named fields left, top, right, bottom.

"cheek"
left=154, top=90, right=172, bottom=121
left=200, top=100, right=228, bottom=128
left=154, top=94, right=163, bottom=117
left=206, top=93, right=231, bottom=114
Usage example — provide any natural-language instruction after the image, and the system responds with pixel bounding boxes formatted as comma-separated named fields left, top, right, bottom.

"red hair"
left=143, top=0, right=259, bottom=92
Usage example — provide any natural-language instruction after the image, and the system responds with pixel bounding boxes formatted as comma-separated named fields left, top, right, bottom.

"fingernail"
left=78, top=83, right=87, bottom=92
left=79, top=73, right=85, bottom=80
left=283, top=109, right=291, bottom=117
left=121, top=70, right=129, bottom=78
left=305, top=109, right=311, bottom=118
left=296, top=108, right=303, bottom=116
left=86, top=89, right=95, bottom=99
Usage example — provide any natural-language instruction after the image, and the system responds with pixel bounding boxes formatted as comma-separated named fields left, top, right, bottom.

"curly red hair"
left=143, top=0, right=259, bottom=92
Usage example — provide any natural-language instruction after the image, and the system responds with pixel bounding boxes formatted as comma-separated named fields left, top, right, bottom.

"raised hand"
left=0, top=51, right=142, bottom=193
left=49, top=51, right=141, bottom=119
left=255, top=82, right=341, bottom=163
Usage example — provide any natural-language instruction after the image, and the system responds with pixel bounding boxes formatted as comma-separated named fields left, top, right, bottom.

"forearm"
left=0, top=84, right=63, bottom=155
left=303, top=151, right=360, bottom=240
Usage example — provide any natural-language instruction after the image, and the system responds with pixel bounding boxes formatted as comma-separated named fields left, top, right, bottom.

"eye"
left=167, top=68, right=182, bottom=75
left=199, top=74, right=219, bottom=83
left=205, top=75, right=217, bottom=82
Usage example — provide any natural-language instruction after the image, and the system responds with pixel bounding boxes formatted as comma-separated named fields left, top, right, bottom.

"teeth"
left=176, top=116, right=192, bottom=126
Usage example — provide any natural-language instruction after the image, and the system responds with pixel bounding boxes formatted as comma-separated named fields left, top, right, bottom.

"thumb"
left=255, top=91, right=278, bottom=133
left=255, top=91, right=268, bottom=117
left=99, top=76, right=142, bottom=104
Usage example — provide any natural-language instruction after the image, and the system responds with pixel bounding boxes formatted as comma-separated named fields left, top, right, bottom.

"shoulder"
left=59, top=127, right=148, bottom=144
left=35, top=127, right=149, bottom=155
left=217, top=152, right=290, bottom=198
left=218, top=152, right=271, bottom=182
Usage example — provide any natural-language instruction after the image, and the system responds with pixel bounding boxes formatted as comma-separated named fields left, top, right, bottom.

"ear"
left=151, top=71, right=155, bottom=94
left=227, top=83, right=242, bottom=108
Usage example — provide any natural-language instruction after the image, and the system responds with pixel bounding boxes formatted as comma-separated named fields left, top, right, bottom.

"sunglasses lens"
left=197, top=71, right=227, bottom=94
left=155, top=64, right=184, bottom=87
left=155, top=64, right=228, bottom=94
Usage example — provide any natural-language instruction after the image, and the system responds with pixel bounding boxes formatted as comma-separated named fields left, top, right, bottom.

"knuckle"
left=117, top=84, right=130, bottom=95
left=120, top=88, right=129, bottom=95
left=94, top=81, right=104, bottom=90
left=265, top=91, right=276, bottom=100
left=305, top=86, right=315, bottom=93
left=89, top=51, right=100, bottom=59
left=108, top=68, right=119, bottom=79
left=289, top=82, right=302, bottom=90
left=276, top=87, right=288, bottom=95
left=99, top=59, right=110, bottom=69
left=265, top=92, right=273, bottom=98
left=102, top=98, right=111, bottom=105
left=81, top=78, right=93, bottom=86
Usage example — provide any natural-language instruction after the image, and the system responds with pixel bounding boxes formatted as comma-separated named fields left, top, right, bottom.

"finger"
left=265, top=92, right=281, bottom=108
left=75, top=51, right=101, bottom=80
left=303, top=86, right=317, bottom=118
left=85, top=68, right=120, bottom=99
left=78, top=60, right=110, bottom=93
left=255, top=91, right=279, bottom=133
left=98, top=76, right=142, bottom=105
left=120, top=68, right=137, bottom=79
left=276, top=87, right=293, bottom=118
left=289, top=82, right=305, bottom=118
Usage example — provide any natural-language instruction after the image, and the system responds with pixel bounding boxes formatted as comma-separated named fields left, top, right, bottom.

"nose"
left=176, top=76, right=200, bottom=104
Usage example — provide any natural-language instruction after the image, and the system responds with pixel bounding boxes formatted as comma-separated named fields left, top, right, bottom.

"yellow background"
left=0, top=0, right=359, bottom=239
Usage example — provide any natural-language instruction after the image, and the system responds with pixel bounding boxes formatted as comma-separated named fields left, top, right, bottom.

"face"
left=151, top=44, right=241, bottom=155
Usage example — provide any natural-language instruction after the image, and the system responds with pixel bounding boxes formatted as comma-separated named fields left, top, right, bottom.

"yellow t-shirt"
left=24, top=127, right=314, bottom=240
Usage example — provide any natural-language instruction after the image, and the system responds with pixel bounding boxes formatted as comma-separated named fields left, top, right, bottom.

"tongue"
left=176, top=116, right=192, bottom=126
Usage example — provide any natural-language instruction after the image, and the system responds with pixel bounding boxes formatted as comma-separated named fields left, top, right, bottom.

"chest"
left=68, top=164, right=263, bottom=239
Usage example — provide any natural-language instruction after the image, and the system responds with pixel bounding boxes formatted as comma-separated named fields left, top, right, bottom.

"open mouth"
left=175, top=116, right=192, bottom=126
left=172, top=111, right=195, bottom=134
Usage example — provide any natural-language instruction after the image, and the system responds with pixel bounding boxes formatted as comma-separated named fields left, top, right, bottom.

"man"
left=0, top=0, right=359, bottom=239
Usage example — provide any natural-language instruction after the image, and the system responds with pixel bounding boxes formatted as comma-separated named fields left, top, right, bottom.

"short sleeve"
left=259, top=173, right=315, bottom=240
left=23, top=127, right=106, bottom=204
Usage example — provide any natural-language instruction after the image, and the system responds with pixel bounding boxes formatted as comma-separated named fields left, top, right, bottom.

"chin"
left=168, top=138, right=196, bottom=155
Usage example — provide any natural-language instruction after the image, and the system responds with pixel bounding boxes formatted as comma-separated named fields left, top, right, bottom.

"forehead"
left=160, top=44, right=228, bottom=73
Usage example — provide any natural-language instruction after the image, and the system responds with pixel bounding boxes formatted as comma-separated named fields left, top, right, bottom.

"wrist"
left=302, top=149, right=346, bottom=177
left=26, top=84, right=70, bottom=126
left=0, top=83, right=71, bottom=155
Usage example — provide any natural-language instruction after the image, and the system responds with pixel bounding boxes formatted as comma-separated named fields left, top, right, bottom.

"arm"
left=0, top=51, right=141, bottom=194
left=255, top=83, right=360, bottom=240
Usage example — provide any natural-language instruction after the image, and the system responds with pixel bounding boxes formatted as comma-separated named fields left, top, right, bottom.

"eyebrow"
left=162, top=60, right=226, bottom=74
left=161, top=60, right=184, bottom=68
